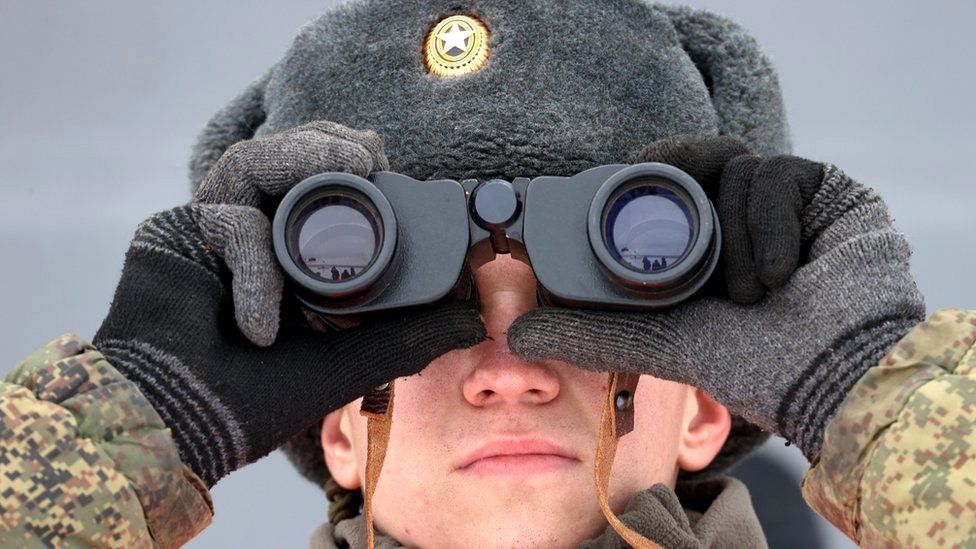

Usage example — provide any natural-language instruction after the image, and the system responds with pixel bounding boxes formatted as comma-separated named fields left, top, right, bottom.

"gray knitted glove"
left=509, top=161, right=926, bottom=460
left=193, top=120, right=391, bottom=346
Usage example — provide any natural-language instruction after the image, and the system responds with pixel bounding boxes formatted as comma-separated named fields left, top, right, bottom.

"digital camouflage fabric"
left=803, top=308, right=976, bottom=547
left=0, top=335, right=212, bottom=548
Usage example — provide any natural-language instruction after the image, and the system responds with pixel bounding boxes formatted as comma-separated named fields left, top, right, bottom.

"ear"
left=321, top=407, right=363, bottom=490
left=676, top=387, right=732, bottom=473
left=656, top=4, right=792, bottom=156
left=188, top=68, right=273, bottom=194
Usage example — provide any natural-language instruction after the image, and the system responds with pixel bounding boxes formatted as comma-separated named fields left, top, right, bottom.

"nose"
left=462, top=254, right=560, bottom=407
left=461, top=323, right=561, bottom=407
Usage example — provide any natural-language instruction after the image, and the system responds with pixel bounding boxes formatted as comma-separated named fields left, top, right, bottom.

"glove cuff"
left=98, top=340, right=247, bottom=487
left=780, top=314, right=922, bottom=461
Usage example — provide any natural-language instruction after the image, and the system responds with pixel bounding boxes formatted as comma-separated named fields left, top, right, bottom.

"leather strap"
left=360, top=381, right=396, bottom=549
left=594, top=372, right=661, bottom=549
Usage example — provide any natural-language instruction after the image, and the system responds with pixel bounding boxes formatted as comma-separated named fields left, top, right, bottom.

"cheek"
left=613, top=376, right=689, bottom=489
left=358, top=352, right=470, bottom=519
left=341, top=364, right=457, bottom=492
left=381, top=351, right=465, bottom=457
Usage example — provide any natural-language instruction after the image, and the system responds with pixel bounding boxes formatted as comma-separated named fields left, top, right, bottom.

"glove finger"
left=274, top=301, right=488, bottom=411
left=716, top=155, right=765, bottom=303
left=194, top=203, right=284, bottom=346
left=194, top=120, right=389, bottom=208
left=626, top=134, right=751, bottom=197
left=279, top=120, right=389, bottom=166
left=745, top=156, right=806, bottom=289
left=507, top=307, right=697, bottom=385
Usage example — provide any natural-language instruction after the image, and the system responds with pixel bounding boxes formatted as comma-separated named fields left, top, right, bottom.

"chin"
left=450, top=496, right=606, bottom=549
left=435, top=524, right=590, bottom=549
left=374, top=477, right=610, bottom=548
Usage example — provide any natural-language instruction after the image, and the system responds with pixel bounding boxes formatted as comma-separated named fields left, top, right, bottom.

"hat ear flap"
left=188, top=69, right=272, bottom=193
left=657, top=5, right=792, bottom=156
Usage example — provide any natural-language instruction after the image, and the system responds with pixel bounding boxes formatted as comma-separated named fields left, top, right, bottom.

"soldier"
left=2, top=1, right=973, bottom=548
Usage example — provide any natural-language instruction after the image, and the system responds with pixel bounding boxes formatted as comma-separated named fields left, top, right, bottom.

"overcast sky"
left=1, top=1, right=972, bottom=547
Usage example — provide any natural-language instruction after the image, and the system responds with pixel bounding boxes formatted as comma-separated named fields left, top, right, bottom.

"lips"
left=456, top=438, right=579, bottom=475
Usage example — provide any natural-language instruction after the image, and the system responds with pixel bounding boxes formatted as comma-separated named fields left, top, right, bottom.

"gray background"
left=1, top=1, right=972, bottom=547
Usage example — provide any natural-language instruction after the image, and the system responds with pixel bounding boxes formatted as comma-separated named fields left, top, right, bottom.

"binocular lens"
left=603, top=183, right=695, bottom=273
left=586, top=163, right=716, bottom=303
left=275, top=172, right=400, bottom=305
left=288, top=191, right=382, bottom=283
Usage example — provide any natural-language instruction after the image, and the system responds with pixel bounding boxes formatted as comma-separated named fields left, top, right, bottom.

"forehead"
left=258, top=0, right=717, bottom=182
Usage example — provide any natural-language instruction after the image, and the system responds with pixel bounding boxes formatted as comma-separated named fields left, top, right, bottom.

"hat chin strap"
left=358, top=374, right=659, bottom=549
left=360, top=381, right=395, bottom=549
left=596, top=372, right=661, bottom=549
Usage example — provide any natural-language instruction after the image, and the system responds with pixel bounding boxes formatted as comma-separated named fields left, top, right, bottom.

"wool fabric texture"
left=189, top=1, right=790, bottom=194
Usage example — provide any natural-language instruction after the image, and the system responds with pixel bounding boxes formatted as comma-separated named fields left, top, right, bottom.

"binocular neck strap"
left=360, top=381, right=396, bottom=549
left=595, top=372, right=661, bottom=549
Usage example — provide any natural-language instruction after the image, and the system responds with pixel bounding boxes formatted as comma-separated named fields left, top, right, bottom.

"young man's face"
left=322, top=254, right=731, bottom=548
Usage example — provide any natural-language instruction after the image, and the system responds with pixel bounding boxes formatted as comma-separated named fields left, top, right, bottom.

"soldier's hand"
left=193, top=120, right=393, bottom=345
left=508, top=135, right=925, bottom=461
left=93, top=122, right=486, bottom=486
left=624, top=134, right=831, bottom=304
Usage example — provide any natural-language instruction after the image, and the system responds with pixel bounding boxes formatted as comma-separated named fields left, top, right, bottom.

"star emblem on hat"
left=424, top=14, right=490, bottom=77
left=437, top=22, right=474, bottom=55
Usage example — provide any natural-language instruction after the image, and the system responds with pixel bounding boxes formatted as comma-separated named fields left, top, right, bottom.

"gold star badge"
left=424, top=15, right=490, bottom=77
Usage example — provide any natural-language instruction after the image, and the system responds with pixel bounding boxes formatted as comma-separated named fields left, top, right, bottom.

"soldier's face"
left=321, top=254, right=731, bottom=548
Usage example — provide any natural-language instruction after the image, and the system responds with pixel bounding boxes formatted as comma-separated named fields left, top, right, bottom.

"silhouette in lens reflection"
left=605, top=184, right=694, bottom=273
left=294, top=195, right=380, bottom=282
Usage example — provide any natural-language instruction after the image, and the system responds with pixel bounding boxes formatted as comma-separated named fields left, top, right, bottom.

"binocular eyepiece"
left=272, top=163, right=720, bottom=326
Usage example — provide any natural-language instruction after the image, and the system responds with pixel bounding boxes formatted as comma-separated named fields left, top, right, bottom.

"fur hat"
left=188, top=0, right=790, bottom=489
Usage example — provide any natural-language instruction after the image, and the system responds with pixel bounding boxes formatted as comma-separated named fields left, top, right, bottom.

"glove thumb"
left=507, top=306, right=700, bottom=386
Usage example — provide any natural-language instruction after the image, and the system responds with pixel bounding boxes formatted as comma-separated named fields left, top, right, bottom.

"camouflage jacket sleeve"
left=801, top=308, right=976, bottom=547
left=0, top=334, right=213, bottom=548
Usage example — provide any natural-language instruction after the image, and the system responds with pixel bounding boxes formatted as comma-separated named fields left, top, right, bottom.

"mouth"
left=456, top=438, right=580, bottom=476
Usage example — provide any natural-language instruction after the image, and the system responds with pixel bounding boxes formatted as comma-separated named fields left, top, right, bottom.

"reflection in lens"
left=604, top=183, right=694, bottom=273
left=291, top=193, right=381, bottom=282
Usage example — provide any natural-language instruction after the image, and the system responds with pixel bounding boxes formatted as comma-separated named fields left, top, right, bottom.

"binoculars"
left=272, top=163, right=721, bottom=328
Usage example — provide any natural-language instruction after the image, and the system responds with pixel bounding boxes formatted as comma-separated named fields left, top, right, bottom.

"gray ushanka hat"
left=188, top=0, right=790, bottom=490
